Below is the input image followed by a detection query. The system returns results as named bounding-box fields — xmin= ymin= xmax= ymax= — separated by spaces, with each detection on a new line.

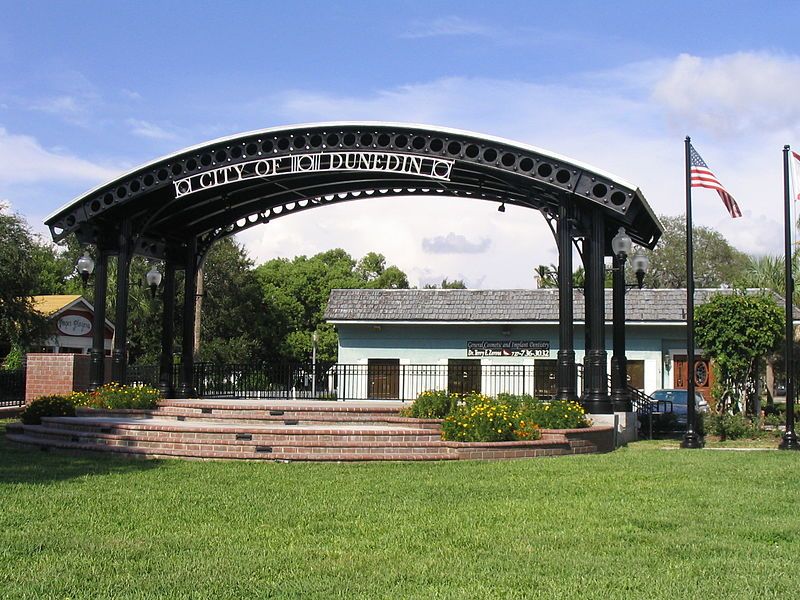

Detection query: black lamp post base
xmin=175 ymin=384 xmax=196 ymax=399
xmin=158 ymin=382 xmax=174 ymax=399
xmin=610 ymin=395 xmax=632 ymax=413
xmin=680 ymin=432 xmax=703 ymax=449
xmin=778 ymin=431 xmax=799 ymax=450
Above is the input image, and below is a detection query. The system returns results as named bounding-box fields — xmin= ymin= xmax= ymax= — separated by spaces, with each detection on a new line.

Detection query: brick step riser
xmin=35 ymin=422 xmax=441 ymax=444
xmin=7 ymin=434 xmax=455 ymax=460
xmin=23 ymin=435 xmax=451 ymax=456
xmin=163 ymin=416 xmax=441 ymax=430
xmin=75 ymin=408 xmax=436 ymax=428
xmin=155 ymin=408 xmax=411 ymax=422
xmin=24 ymin=427 xmax=448 ymax=449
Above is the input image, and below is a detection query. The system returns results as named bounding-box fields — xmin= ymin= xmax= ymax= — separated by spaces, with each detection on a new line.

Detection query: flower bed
xmin=409 ymin=391 xmax=591 ymax=443
xmin=20 ymin=384 xmax=162 ymax=424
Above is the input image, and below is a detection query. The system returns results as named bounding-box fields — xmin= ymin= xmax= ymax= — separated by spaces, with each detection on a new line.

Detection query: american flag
xmin=792 ymin=150 xmax=800 ymax=201
xmin=689 ymin=144 xmax=742 ymax=218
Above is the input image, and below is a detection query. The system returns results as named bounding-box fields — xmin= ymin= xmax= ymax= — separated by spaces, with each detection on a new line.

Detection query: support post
xmin=556 ymin=203 xmax=577 ymax=400
xmin=111 ymin=221 xmax=132 ymax=384
xmin=610 ymin=253 xmax=631 ymax=411
xmin=158 ymin=259 xmax=177 ymax=398
xmin=176 ymin=239 xmax=198 ymax=399
xmin=583 ymin=207 xmax=611 ymax=413
xmin=88 ymin=248 xmax=109 ymax=391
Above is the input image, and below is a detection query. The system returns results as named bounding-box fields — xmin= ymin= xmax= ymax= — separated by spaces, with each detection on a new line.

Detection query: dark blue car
xmin=650 ymin=389 xmax=709 ymax=423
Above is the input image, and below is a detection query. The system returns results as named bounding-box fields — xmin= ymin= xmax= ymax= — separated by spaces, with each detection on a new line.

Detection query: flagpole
xmin=682 ymin=136 xmax=702 ymax=448
xmin=780 ymin=145 xmax=798 ymax=450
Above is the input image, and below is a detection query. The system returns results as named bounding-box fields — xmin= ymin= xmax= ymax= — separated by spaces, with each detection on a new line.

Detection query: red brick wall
xmin=25 ymin=353 xmax=111 ymax=403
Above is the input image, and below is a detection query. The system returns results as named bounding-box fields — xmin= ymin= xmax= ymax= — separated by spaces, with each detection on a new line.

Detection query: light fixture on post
xmin=76 ymin=252 xmax=95 ymax=287
xmin=610 ymin=227 xmax=634 ymax=412
xmin=498 ymin=202 xmax=506 ymax=213
xmin=145 ymin=264 xmax=163 ymax=299
xmin=611 ymin=226 xmax=632 ymax=260
xmin=631 ymin=250 xmax=650 ymax=290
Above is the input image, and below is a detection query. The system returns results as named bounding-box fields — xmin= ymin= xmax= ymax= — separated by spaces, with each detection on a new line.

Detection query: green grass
xmin=1 ymin=420 xmax=799 ymax=599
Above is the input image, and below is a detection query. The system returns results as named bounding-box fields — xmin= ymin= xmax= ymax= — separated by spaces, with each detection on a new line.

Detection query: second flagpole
xmin=780 ymin=145 xmax=798 ymax=450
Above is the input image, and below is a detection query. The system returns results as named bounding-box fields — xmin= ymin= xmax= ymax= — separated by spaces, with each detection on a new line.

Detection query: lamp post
xmin=312 ymin=331 xmax=318 ymax=398
xmin=610 ymin=227 xmax=649 ymax=412
xmin=145 ymin=264 xmax=163 ymax=299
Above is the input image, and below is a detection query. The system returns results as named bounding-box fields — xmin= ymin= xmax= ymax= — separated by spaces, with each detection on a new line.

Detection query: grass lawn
xmin=1 ymin=421 xmax=798 ymax=599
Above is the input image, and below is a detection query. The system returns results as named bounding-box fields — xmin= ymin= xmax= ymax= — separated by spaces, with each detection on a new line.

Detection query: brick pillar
xmin=25 ymin=353 xmax=111 ymax=403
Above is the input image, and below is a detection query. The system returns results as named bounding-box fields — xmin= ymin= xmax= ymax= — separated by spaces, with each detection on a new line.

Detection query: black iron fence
xmin=124 ymin=362 xmax=568 ymax=402
xmin=0 ymin=369 xmax=26 ymax=407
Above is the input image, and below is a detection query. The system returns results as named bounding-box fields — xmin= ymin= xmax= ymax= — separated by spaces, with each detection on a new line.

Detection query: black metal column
xmin=158 ymin=260 xmax=177 ymax=398
xmin=584 ymin=208 xmax=611 ymax=413
xmin=176 ymin=239 xmax=198 ymax=398
xmin=88 ymin=249 xmax=109 ymax=391
xmin=111 ymin=221 xmax=132 ymax=384
xmin=780 ymin=145 xmax=799 ymax=450
xmin=556 ymin=203 xmax=577 ymax=400
xmin=610 ymin=253 xmax=631 ymax=411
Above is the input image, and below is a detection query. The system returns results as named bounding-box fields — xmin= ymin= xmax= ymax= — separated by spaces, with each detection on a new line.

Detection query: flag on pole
xmin=791 ymin=150 xmax=800 ymax=201
xmin=689 ymin=144 xmax=742 ymax=218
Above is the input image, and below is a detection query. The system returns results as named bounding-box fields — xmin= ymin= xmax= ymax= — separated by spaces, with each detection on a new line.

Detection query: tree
xmin=255 ymin=249 xmax=409 ymax=362
xmin=0 ymin=210 xmax=50 ymax=350
xmin=534 ymin=265 xmax=558 ymax=288
xmin=694 ymin=291 xmax=783 ymax=414
xmin=422 ymin=278 xmax=467 ymax=289
xmin=645 ymin=215 xmax=749 ymax=288
xmin=196 ymin=238 xmax=270 ymax=364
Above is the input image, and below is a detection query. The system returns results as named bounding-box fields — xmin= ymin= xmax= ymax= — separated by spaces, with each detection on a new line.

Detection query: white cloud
xmin=422 ymin=232 xmax=491 ymax=254
xmin=127 ymin=118 xmax=177 ymax=141
xmin=31 ymin=95 xmax=88 ymax=121
xmin=0 ymin=126 xmax=119 ymax=184
xmin=401 ymin=16 xmax=495 ymax=39
xmin=652 ymin=52 xmax=800 ymax=137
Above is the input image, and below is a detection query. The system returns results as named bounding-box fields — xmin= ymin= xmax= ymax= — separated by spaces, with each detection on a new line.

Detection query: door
xmin=673 ymin=355 xmax=713 ymax=402
xmin=448 ymin=359 xmax=481 ymax=395
xmin=533 ymin=359 xmax=557 ymax=399
xmin=367 ymin=359 xmax=400 ymax=399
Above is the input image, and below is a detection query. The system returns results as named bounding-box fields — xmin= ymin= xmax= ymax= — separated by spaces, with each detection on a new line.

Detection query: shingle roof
xmin=324 ymin=288 xmax=800 ymax=323
xmin=31 ymin=295 xmax=83 ymax=317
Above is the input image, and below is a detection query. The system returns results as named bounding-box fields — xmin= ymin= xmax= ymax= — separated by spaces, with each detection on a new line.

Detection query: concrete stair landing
xmin=6 ymin=399 xmax=614 ymax=461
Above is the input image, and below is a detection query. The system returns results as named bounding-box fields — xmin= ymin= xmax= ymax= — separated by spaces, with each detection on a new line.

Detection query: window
xmin=627 ymin=360 xmax=645 ymax=390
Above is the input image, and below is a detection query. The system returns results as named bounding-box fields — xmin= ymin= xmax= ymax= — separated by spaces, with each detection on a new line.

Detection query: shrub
xmin=69 ymin=383 xmax=162 ymax=410
xmin=92 ymin=383 xmax=161 ymax=409
xmin=20 ymin=395 xmax=75 ymax=424
xmin=520 ymin=399 xmax=591 ymax=430
xmin=66 ymin=390 xmax=100 ymax=408
xmin=705 ymin=413 xmax=760 ymax=440
xmin=441 ymin=393 xmax=542 ymax=442
xmin=408 ymin=390 xmax=459 ymax=419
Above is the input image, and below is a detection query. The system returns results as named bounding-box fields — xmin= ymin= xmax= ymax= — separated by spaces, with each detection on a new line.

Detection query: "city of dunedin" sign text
xmin=173 ymin=151 xmax=455 ymax=198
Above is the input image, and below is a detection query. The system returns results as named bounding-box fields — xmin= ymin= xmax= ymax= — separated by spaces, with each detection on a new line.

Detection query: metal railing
xmin=125 ymin=362 xmax=563 ymax=402
xmin=0 ymin=369 xmax=26 ymax=407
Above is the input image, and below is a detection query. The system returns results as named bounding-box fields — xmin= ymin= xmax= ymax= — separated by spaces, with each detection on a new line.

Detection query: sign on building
xmin=467 ymin=340 xmax=550 ymax=357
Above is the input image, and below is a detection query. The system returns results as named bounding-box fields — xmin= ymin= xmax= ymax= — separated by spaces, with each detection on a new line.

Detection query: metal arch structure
xmin=45 ymin=122 xmax=663 ymax=410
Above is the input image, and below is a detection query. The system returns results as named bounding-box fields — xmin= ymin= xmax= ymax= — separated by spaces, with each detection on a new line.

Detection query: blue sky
xmin=2 ymin=1 xmax=800 ymax=287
